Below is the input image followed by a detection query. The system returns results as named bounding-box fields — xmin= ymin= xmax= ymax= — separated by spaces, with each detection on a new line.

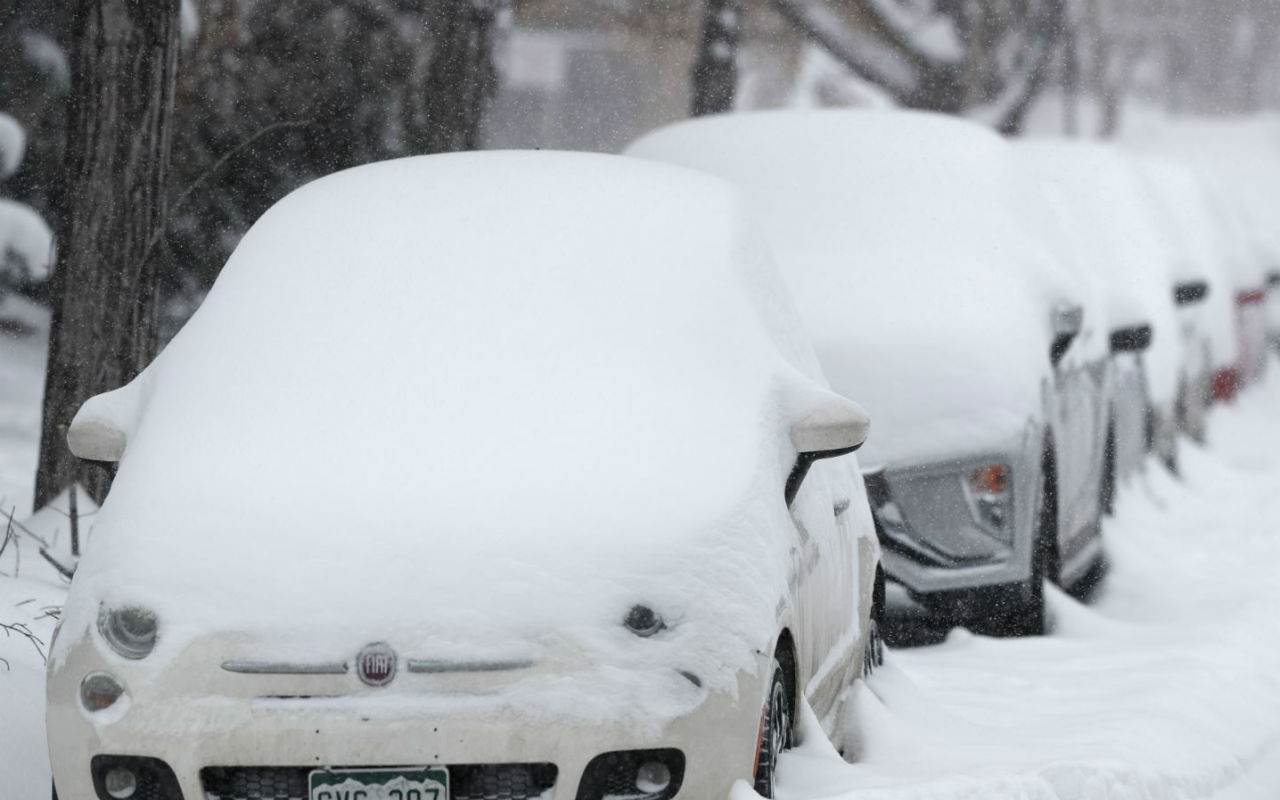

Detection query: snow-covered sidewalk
xmin=778 ymin=370 xmax=1280 ymax=799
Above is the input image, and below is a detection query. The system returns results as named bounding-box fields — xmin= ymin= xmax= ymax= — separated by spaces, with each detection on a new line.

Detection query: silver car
xmin=628 ymin=109 xmax=1111 ymax=635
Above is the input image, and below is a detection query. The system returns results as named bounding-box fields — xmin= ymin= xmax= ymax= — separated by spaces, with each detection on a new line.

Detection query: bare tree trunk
xmin=691 ymin=0 xmax=743 ymax=116
xmin=34 ymin=0 xmax=179 ymax=510
xmin=423 ymin=0 xmax=500 ymax=154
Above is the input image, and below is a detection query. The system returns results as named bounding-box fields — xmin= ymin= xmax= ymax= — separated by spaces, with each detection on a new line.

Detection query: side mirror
xmin=1110 ymin=323 xmax=1153 ymax=353
xmin=785 ymin=398 xmax=870 ymax=506
xmin=67 ymin=417 xmax=127 ymax=462
xmin=1173 ymin=280 xmax=1210 ymax=305
xmin=1050 ymin=303 xmax=1084 ymax=365
xmin=1268 ymin=271 xmax=1280 ymax=288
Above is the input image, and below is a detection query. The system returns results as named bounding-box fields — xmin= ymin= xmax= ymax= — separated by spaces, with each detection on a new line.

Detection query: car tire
xmin=862 ymin=578 xmax=886 ymax=677
xmin=753 ymin=658 xmax=793 ymax=798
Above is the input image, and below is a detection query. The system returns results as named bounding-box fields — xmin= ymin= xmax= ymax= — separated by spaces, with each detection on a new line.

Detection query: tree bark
xmin=423 ymin=0 xmax=500 ymax=154
xmin=691 ymin=0 xmax=743 ymax=116
xmin=33 ymin=0 xmax=179 ymax=509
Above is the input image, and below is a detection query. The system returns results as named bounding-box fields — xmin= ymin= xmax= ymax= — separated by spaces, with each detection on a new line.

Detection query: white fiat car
xmin=46 ymin=152 xmax=882 ymax=800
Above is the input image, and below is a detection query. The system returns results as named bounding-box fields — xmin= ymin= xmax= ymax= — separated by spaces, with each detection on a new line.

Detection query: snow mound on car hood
xmin=628 ymin=110 xmax=1078 ymax=465
xmin=59 ymin=152 xmax=832 ymax=707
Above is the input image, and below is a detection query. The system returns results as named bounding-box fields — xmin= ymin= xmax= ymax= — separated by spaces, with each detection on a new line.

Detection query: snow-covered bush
xmin=0 ymin=112 xmax=53 ymax=290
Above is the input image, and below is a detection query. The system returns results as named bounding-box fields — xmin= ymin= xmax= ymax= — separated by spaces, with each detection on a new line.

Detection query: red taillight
xmin=1212 ymin=368 xmax=1239 ymax=403
xmin=1237 ymin=288 xmax=1267 ymax=306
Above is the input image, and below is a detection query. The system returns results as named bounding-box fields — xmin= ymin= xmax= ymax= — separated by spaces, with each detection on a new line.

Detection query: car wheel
xmin=753 ymin=658 xmax=793 ymax=798
xmin=862 ymin=605 xmax=885 ymax=678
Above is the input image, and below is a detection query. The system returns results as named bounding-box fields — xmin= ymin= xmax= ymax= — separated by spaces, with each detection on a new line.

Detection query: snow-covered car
xmin=1203 ymin=181 xmax=1273 ymax=400
xmin=1133 ymin=159 xmax=1241 ymax=443
xmin=1128 ymin=119 xmax=1275 ymax=400
xmin=45 ymin=152 xmax=884 ymax=800
xmin=1018 ymin=142 xmax=1186 ymax=475
xmin=627 ymin=110 xmax=1108 ymax=635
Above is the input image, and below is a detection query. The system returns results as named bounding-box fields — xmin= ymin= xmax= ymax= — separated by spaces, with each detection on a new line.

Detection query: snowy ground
xmin=4 ymin=294 xmax=1280 ymax=798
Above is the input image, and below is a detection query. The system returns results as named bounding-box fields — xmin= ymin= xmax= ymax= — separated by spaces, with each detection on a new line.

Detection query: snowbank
xmin=1016 ymin=141 xmax=1183 ymax=405
xmin=0 ymin=113 xmax=25 ymax=179
xmin=0 ymin=294 xmax=49 ymax=519
xmin=627 ymin=110 xmax=1080 ymax=466
xmin=0 ymin=199 xmax=54 ymax=282
xmin=55 ymin=152 xmax=838 ymax=723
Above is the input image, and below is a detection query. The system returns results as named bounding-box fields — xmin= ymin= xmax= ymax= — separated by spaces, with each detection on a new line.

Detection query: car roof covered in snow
xmin=1126 ymin=117 xmax=1279 ymax=288
xmin=64 ymin=152 xmax=837 ymax=689
xmin=628 ymin=110 xmax=1079 ymax=464
xmin=1016 ymin=141 xmax=1183 ymax=404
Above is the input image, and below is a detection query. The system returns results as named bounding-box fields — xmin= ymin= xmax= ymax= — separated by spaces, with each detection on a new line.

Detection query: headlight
xmin=80 ymin=672 xmax=126 ymax=712
xmin=623 ymin=605 xmax=666 ymax=637
xmin=98 ymin=606 xmax=158 ymax=660
xmin=964 ymin=463 xmax=1013 ymax=540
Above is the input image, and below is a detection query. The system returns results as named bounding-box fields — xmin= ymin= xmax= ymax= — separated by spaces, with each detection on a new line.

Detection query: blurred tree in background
xmin=35 ymin=0 xmax=181 ymax=508
xmin=167 ymin=0 xmax=504 ymax=320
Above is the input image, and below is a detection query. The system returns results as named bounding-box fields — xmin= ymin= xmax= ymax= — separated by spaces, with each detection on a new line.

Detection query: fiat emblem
xmin=356 ymin=642 xmax=397 ymax=686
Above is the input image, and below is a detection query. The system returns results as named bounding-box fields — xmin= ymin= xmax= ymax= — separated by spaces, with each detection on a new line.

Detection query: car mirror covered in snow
xmin=1050 ymin=302 xmax=1084 ymax=364
xmin=66 ymin=419 xmax=127 ymax=462
xmin=1110 ymin=323 xmax=1154 ymax=354
xmin=784 ymin=397 xmax=869 ymax=506
xmin=1174 ymin=280 xmax=1211 ymax=305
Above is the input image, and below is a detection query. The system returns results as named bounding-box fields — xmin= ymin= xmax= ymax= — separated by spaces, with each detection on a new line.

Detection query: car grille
xmin=200 ymin=763 xmax=558 ymax=800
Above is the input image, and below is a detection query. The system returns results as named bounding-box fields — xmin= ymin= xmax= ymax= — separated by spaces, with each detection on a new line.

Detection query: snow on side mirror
xmin=67 ymin=418 xmax=127 ymax=462
xmin=1050 ymin=303 xmax=1084 ymax=366
xmin=1267 ymin=271 xmax=1280 ymax=289
xmin=65 ymin=379 xmax=147 ymax=463
xmin=785 ymin=399 xmax=870 ymax=506
xmin=1174 ymin=280 xmax=1210 ymax=305
xmin=1111 ymin=323 xmax=1153 ymax=354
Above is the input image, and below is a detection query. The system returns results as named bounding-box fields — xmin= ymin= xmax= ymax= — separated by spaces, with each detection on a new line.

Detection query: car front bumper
xmin=48 ymin=629 xmax=769 ymax=800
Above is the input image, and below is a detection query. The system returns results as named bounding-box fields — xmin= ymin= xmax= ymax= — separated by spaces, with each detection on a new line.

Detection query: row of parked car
xmin=47 ymin=110 xmax=1279 ymax=800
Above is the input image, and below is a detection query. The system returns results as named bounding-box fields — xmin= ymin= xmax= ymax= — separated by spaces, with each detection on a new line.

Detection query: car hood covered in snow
xmin=627 ymin=110 xmax=1077 ymax=466
xmin=56 ymin=152 xmax=838 ymax=713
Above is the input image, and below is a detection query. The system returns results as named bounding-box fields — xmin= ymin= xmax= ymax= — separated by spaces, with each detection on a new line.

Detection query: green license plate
xmin=309 ymin=766 xmax=449 ymax=800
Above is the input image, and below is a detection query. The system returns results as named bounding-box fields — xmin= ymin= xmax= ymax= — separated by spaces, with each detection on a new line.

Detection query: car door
xmin=787 ymin=458 xmax=860 ymax=719
xmin=1050 ymin=348 xmax=1107 ymax=560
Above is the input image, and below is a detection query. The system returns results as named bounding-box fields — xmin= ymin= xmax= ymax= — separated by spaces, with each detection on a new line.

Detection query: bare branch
xmin=769 ymin=0 xmax=918 ymax=102
xmin=136 ymin=118 xmax=315 ymax=283
xmin=38 ymin=548 xmax=75 ymax=581
xmin=1 ymin=620 xmax=47 ymax=664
